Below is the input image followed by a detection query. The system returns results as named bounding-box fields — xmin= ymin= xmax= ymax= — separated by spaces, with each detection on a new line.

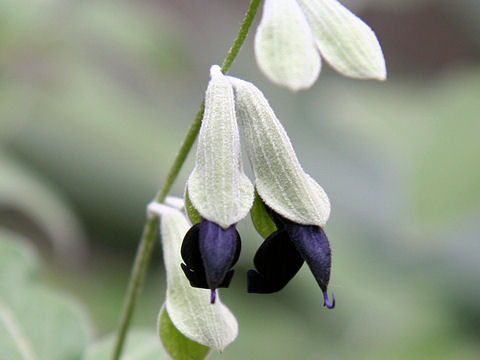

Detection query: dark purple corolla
xmin=181 ymin=219 xmax=241 ymax=304
xmin=248 ymin=208 xmax=334 ymax=309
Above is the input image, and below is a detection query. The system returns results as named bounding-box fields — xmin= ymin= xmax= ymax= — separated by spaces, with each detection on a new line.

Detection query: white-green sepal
xmin=255 ymin=0 xmax=321 ymax=91
xmin=228 ymin=77 xmax=330 ymax=227
xmin=151 ymin=203 xmax=238 ymax=352
xmin=297 ymin=0 xmax=386 ymax=81
xmin=187 ymin=65 xmax=254 ymax=229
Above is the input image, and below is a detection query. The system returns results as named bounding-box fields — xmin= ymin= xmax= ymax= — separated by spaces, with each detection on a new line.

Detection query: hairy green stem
xmin=111 ymin=1 xmax=262 ymax=358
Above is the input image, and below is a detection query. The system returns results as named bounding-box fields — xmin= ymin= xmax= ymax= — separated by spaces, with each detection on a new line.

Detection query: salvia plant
xmin=112 ymin=0 xmax=386 ymax=359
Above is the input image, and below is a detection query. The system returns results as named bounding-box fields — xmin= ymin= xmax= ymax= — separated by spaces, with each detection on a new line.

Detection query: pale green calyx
xmin=254 ymin=0 xmax=386 ymax=90
xmin=148 ymin=202 xmax=238 ymax=352
xmin=187 ymin=65 xmax=254 ymax=229
xmin=227 ymin=76 xmax=331 ymax=227
xmin=297 ymin=0 xmax=386 ymax=80
xmin=255 ymin=0 xmax=321 ymax=91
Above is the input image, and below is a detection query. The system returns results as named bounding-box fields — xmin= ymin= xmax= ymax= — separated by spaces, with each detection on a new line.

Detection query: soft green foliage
xmin=0 ymin=287 xmax=91 ymax=360
xmin=158 ymin=308 xmax=210 ymax=360
xmin=250 ymin=192 xmax=277 ymax=239
xmin=0 ymin=231 xmax=91 ymax=360
xmin=83 ymin=329 xmax=166 ymax=360
xmin=0 ymin=230 xmax=38 ymax=294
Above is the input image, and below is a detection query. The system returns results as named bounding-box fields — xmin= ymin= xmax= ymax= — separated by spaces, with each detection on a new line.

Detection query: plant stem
xmin=111 ymin=1 xmax=262 ymax=358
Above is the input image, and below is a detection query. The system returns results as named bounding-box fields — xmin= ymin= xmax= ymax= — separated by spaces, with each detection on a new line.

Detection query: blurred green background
xmin=1 ymin=0 xmax=480 ymax=359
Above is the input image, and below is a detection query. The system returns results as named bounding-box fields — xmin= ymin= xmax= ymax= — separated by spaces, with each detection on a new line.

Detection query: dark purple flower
xmin=181 ymin=219 xmax=241 ymax=304
xmin=248 ymin=210 xmax=335 ymax=309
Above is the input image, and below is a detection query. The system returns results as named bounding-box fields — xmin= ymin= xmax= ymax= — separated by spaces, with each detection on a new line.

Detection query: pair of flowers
xmin=178 ymin=65 xmax=334 ymax=308
xmin=150 ymin=65 xmax=335 ymax=355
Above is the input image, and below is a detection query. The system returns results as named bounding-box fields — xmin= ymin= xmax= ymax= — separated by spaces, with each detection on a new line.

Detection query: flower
xmin=181 ymin=219 xmax=241 ymax=304
xmin=148 ymin=199 xmax=238 ymax=353
xmin=255 ymin=0 xmax=386 ymax=91
xmin=181 ymin=65 xmax=254 ymax=303
xmin=248 ymin=206 xmax=335 ymax=308
xmin=227 ymin=75 xmax=334 ymax=308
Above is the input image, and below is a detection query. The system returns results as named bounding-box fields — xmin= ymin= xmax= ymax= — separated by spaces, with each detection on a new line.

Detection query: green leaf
xmin=0 ymin=287 xmax=91 ymax=360
xmin=0 ymin=229 xmax=39 ymax=295
xmin=0 ymin=284 xmax=91 ymax=360
xmin=158 ymin=308 xmax=210 ymax=360
xmin=0 ymin=303 xmax=37 ymax=360
xmin=83 ymin=329 xmax=165 ymax=360
xmin=0 ymin=230 xmax=92 ymax=360
xmin=250 ymin=191 xmax=277 ymax=238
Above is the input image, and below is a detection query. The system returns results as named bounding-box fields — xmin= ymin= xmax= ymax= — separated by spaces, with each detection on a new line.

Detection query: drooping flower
xmin=255 ymin=0 xmax=386 ymax=91
xmin=148 ymin=199 xmax=238 ymax=354
xmin=181 ymin=220 xmax=241 ymax=304
xmin=227 ymin=75 xmax=334 ymax=308
xmin=181 ymin=65 xmax=254 ymax=303
xmin=249 ymin=206 xmax=334 ymax=308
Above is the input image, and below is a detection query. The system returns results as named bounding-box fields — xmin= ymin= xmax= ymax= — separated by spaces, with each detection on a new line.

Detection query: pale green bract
xmin=255 ymin=0 xmax=321 ymax=91
xmin=187 ymin=65 xmax=254 ymax=229
xmin=254 ymin=0 xmax=386 ymax=90
xmin=297 ymin=0 xmax=386 ymax=80
xmin=0 ymin=230 xmax=92 ymax=360
xmin=228 ymin=76 xmax=330 ymax=227
xmin=148 ymin=202 xmax=238 ymax=354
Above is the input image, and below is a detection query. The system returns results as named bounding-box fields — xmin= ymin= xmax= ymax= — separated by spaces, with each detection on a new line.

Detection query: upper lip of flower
xmin=247 ymin=208 xmax=335 ymax=309
xmin=227 ymin=75 xmax=331 ymax=228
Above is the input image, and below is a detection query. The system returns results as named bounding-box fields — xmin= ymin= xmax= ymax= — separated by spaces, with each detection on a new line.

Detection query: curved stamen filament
xmin=323 ymin=291 xmax=335 ymax=309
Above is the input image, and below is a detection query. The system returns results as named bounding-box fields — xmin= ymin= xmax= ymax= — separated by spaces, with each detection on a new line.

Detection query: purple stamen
xmin=323 ymin=291 xmax=335 ymax=309
xmin=210 ymin=289 xmax=217 ymax=304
